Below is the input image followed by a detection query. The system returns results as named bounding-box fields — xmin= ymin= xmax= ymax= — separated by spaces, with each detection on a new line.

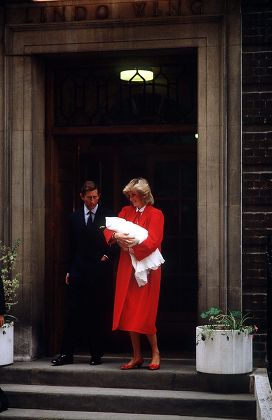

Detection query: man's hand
xmin=0 ymin=315 xmax=4 ymax=328
xmin=65 ymin=274 xmax=70 ymax=285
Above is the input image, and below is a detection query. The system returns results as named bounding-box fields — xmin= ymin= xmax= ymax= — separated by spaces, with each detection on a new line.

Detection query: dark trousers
xmin=61 ymin=272 xmax=108 ymax=357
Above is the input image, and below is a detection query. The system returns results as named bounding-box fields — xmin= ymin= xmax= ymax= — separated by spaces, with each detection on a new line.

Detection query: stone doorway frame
xmin=1 ymin=7 xmax=241 ymax=359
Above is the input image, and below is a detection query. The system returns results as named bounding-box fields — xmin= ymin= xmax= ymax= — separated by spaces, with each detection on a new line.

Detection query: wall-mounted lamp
xmin=120 ymin=69 xmax=154 ymax=82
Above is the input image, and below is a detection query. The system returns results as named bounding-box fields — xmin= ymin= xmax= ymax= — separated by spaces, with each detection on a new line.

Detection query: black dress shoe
xmin=51 ymin=354 xmax=74 ymax=366
xmin=90 ymin=356 xmax=102 ymax=365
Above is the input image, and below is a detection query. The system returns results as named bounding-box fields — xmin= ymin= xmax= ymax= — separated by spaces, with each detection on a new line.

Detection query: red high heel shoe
xmin=148 ymin=363 xmax=160 ymax=370
xmin=120 ymin=358 xmax=144 ymax=370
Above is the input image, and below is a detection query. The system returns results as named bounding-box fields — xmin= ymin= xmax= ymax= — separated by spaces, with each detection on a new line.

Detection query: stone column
xmin=5 ymin=54 xmax=45 ymax=360
xmin=226 ymin=0 xmax=242 ymax=310
xmin=0 ymin=7 xmax=5 ymax=240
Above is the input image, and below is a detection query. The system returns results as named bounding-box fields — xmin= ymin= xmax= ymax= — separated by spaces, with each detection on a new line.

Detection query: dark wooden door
xmin=45 ymin=133 xmax=197 ymax=355
xmin=45 ymin=52 xmax=197 ymax=355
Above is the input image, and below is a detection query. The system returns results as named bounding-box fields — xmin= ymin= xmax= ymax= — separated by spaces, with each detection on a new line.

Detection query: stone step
xmin=0 ymin=357 xmax=252 ymax=393
xmin=0 ymin=384 xmax=256 ymax=419
xmin=0 ymin=408 xmax=244 ymax=420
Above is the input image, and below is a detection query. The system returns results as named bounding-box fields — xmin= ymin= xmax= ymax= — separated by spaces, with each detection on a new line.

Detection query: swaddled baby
xmin=105 ymin=217 xmax=165 ymax=287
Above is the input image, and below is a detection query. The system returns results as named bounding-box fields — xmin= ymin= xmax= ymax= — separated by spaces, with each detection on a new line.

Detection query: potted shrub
xmin=0 ymin=240 xmax=20 ymax=366
xmin=196 ymin=307 xmax=258 ymax=374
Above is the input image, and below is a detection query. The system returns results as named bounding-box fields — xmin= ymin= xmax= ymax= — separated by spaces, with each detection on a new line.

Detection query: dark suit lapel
xmin=94 ymin=204 xmax=105 ymax=226
xmin=92 ymin=204 xmax=104 ymax=227
xmin=79 ymin=207 xmax=87 ymax=229
xmin=93 ymin=204 xmax=100 ymax=223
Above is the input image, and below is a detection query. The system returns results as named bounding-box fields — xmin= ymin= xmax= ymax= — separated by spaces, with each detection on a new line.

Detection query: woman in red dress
xmin=104 ymin=178 xmax=164 ymax=370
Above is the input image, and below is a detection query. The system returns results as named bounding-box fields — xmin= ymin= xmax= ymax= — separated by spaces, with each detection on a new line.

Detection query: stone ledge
xmin=253 ymin=368 xmax=272 ymax=420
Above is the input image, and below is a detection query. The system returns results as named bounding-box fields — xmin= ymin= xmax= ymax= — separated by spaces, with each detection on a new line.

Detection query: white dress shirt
xmin=84 ymin=204 xmax=98 ymax=224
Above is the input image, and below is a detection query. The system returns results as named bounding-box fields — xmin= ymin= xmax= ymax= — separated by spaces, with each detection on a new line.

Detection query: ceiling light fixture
xmin=120 ymin=69 xmax=154 ymax=82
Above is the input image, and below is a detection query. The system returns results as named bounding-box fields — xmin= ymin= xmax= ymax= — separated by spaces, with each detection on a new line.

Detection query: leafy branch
xmin=0 ymin=239 xmax=21 ymax=314
xmin=196 ymin=306 xmax=258 ymax=344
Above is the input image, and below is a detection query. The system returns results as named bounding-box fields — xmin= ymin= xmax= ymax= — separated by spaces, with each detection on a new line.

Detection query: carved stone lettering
xmin=20 ymin=0 xmax=204 ymax=25
xmin=152 ymin=0 xmax=162 ymax=17
xmin=95 ymin=5 xmax=110 ymax=19
xmin=40 ymin=7 xmax=46 ymax=23
xmin=74 ymin=6 xmax=87 ymax=21
xmin=53 ymin=7 xmax=66 ymax=22
xmin=168 ymin=0 xmax=181 ymax=16
xmin=133 ymin=2 xmax=147 ymax=17
xmin=24 ymin=8 xmax=34 ymax=23
xmin=191 ymin=0 xmax=203 ymax=15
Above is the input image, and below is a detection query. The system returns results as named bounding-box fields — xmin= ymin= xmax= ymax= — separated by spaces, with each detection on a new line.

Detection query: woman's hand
xmin=114 ymin=232 xmax=137 ymax=250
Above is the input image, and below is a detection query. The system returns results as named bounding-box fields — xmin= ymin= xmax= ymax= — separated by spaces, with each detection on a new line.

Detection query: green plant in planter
xmin=197 ymin=306 xmax=258 ymax=344
xmin=0 ymin=239 xmax=21 ymax=330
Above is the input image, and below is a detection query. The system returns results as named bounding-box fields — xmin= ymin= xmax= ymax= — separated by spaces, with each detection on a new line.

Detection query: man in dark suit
xmin=51 ymin=180 xmax=115 ymax=366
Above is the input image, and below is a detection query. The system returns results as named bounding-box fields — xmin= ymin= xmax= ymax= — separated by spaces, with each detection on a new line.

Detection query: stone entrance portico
xmin=0 ymin=0 xmax=241 ymax=360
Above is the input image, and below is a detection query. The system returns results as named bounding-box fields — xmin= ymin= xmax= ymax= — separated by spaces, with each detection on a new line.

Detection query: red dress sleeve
xmin=132 ymin=208 xmax=164 ymax=262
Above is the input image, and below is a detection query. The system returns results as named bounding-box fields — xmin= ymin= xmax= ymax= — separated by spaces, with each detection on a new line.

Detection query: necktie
xmin=87 ymin=211 xmax=93 ymax=226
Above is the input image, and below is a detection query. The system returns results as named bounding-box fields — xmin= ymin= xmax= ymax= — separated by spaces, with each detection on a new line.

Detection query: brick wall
xmin=242 ymin=0 xmax=272 ymax=364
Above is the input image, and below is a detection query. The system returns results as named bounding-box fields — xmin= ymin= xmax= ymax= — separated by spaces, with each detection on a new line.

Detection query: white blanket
xmin=106 ymin=217 xmax=165 ymax=287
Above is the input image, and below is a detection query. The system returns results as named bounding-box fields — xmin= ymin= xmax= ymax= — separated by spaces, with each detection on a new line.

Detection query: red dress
xmin=105 ymin=205 xmax=164 ymax=335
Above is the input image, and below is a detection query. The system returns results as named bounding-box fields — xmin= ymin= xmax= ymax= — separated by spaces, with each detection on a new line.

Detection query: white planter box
xmin=0 ymin=323 xmax=14 ymax=366
xmin=196 ymin=326 xmax=253 ymax=374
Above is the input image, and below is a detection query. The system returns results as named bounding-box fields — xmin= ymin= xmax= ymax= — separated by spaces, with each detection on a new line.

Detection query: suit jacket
xmin=0 ymin=277 xmax=6 ymax=315
xmin=68 ymin=204 xmax=115 ymax=283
